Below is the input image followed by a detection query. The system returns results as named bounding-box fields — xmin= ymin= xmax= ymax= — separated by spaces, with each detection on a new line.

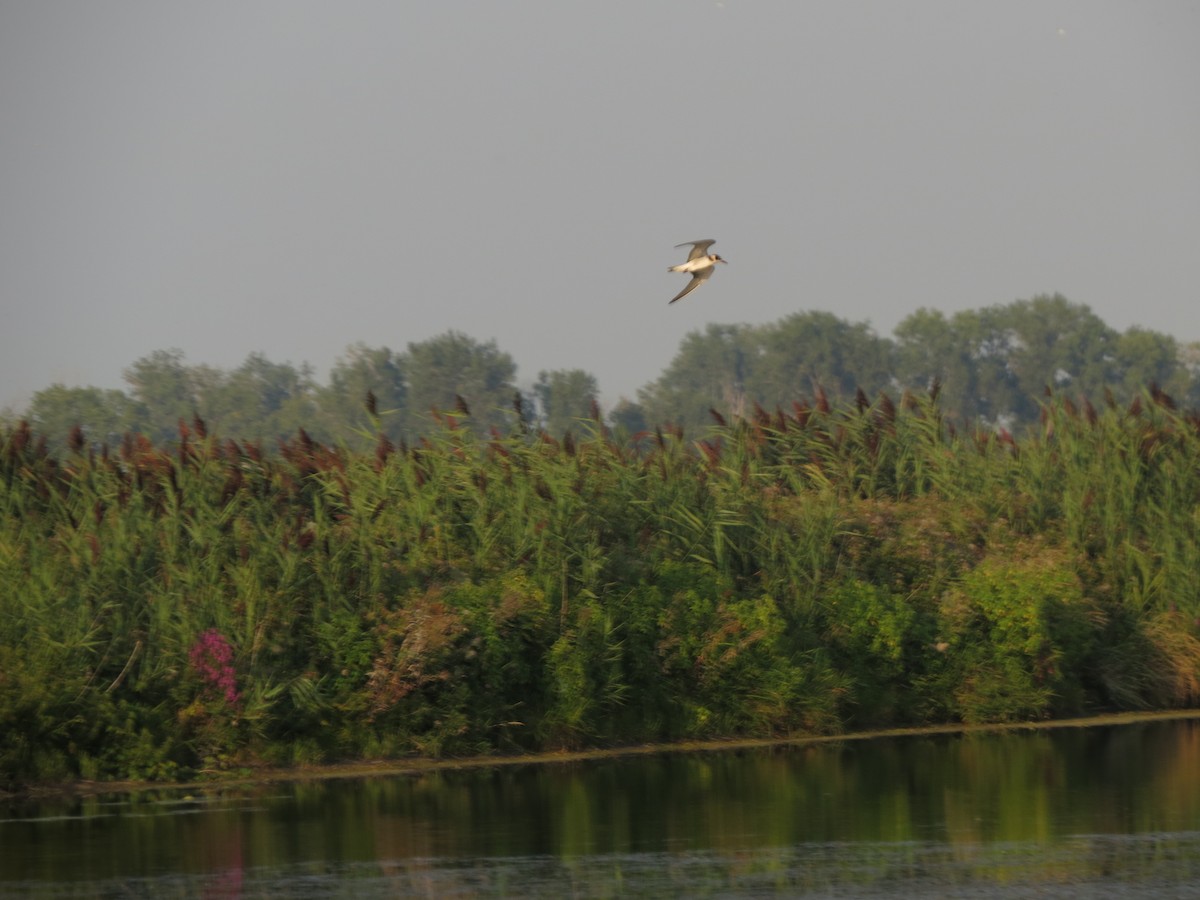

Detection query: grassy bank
xmin=3 ymin=388 xmax=1199 ymax=788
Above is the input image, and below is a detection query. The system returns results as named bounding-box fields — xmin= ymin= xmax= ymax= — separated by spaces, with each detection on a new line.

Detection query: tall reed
xmin=2 ymin=385 xmax=1197 ymax=786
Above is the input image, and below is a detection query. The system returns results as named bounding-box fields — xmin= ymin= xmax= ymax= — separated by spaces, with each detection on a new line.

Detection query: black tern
xmin=668 ymin=239 xmax=727 ymax=304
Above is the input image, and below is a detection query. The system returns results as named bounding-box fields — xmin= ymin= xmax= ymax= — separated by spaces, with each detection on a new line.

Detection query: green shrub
xmin=938 ymin=546 xmax=1099 ymax=722
xmin=823 ymin=577 xmax=938 ymax=724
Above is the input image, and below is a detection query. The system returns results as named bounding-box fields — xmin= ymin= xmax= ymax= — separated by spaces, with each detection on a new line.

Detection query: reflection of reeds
xmin=1 ymin=385 xmax=1198 ymax=783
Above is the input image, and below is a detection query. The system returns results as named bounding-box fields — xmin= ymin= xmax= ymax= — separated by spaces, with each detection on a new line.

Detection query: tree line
xmin=16 ymin=334 xmax=591 ymax=452
xmin=9 ymin=294 xmax=1200 ymax=453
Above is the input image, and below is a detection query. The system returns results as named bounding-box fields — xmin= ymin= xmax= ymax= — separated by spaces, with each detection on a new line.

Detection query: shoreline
xmin=7 ymin=708 xmax=1199 ymax=802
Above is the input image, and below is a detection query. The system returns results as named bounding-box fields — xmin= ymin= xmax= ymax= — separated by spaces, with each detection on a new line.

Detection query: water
xmin=2 ymin=718 xmax=1199 ymax=897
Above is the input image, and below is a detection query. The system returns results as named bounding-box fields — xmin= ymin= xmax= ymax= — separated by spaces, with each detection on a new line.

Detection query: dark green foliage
xmin=638 ymin=296 xmax=1198 ymax=434
xmin=2 ymin=383 xmax=1199 ymax=788
xmin=823 ymin=578 xmax=935 ymax=724
xmin=14 ymin=296 xmax=1198 ymax=455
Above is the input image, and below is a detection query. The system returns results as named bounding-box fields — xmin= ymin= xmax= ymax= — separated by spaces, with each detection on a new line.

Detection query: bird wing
xmin=675 ymin=239 xmax=716 ymax=261
xmin=668 ymin=267 xmax=713 ymax=304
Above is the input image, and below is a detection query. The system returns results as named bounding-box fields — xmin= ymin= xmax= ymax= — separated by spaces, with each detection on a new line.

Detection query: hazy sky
xmin=2 ymin=1 xmax=1197 ymax=412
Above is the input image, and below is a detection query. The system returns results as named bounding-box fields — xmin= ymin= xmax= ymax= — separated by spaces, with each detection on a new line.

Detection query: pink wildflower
xmin=189 ymin=629 xmax=241 ymax=707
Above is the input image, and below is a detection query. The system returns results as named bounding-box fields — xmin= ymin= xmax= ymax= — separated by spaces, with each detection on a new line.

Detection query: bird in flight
xmin=667 ymin=239 xmax=727 ymax=304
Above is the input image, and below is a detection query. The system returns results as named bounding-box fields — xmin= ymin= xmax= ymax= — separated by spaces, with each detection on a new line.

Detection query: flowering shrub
xmin=188 ymin=629 xmax=240 ymax=708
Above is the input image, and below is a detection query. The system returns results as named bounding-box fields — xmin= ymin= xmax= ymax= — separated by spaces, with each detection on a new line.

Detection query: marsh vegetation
xmin=2 ymin=381 xmax=1199 ymax=787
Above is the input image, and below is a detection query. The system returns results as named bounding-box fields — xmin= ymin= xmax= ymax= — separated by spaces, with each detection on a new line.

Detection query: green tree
xmin=995 ymin=295 xmax=1116 ymax=418
xmin=402 ymin=331 xmax=519 ymax=436
xmin=608 ymin=398 xmax=648 ymax=438
xmin=639 ymin=314 xmax=894 ymax=432
xmin=533 ymin=369 xmax=600 ymax=437
xmin=26 ymin=384 xmax=137 ymax=452
xmin=637 ymin=324 xmax=757 ymax=429
xmin=893 ymin=308 xmax=984 ymax=423
xmin=754 ymin=311 xmax=893 ymax=403
xmin=959 ymin=305 xmax=1029 ymax=426
xmin=122 ymin=349 xmax=211 ymax=443
xmin=1179 ymin=341 xmax=1200 ymax=409
xmin=1114 ymin=327 xmax=1182 ymax=399
xmin=203 ymin=353 xmax=317 ymax=443
xmin=314 ymin=344 xmax=407 ymax=446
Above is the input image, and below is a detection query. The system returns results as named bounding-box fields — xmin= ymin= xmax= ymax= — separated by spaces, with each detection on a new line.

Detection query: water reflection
xmin=2 ymin=718 xmax=1198 ymax=896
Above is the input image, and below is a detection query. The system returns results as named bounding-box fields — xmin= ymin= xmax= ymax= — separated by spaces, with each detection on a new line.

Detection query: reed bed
xmin=2 ymin=388 xmax=1198 ymax=786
